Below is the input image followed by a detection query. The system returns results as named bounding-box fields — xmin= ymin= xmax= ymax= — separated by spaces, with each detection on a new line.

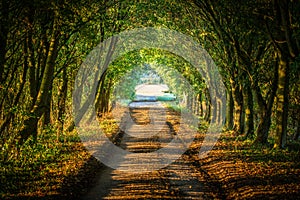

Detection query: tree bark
xmin=226 ymin=88 xmax=234 ymax=130
xmin=0 ymin=0 xmax=9 ymax=83
xmin=272 ymin=0 xmax=295 ymax=149
xmin=204 ymin=89 xmax=211 ymax=122
xmin=274 ymin=52 xmax=289 ymax=148
xmin=43 ymin=84 xmax=53 ymax=126
xmin=199 ymin=92 xmax=204 ymax=117
xmin=294 ymin=119 xmax=300 ymax=141
xmin=57 ymin=67 xmax=68 ymax=140
xmin=230 ymin=77 xmax=243 ymax=134
xmin=244 ymin=83 xmax=254 ymax=138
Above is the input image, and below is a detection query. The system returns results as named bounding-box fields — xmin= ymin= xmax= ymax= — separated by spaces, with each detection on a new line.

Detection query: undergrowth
xmin=0 ymin=128 xmax=88 ymax=199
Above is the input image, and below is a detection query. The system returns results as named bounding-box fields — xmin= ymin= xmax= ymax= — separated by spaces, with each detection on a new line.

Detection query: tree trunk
xmin=230 ymin=77 xmax=243 ymax=134
xmin=244 ymin=84 xmax=254 ymax=138
xmin=42 ymin=84 xmax=53 ymax=126
xmin=254 ymin=52 xmax=279 ymax=145
xmin=294 ymin=119 xmax=300 ymax=141
xmin=226 ymin=88 xmax=234 ymax=130
xmin=199 ymin=92 xmax=204 ymax=117
xmin=211 ymin=96 xmax=217 ymax=124
xmin=204 ymin=102 xmax=211 ymax=122
xmin=99 ymin=78 xmax=113 ymax=114
xmin=272 ymin=0 xmax=295 ymax=149
xmin=274 ymin=52 xmax=289 ymax=148
xmin=57 ymin=67 xmax=68 ymax=140
xmin=0 ymin=0 xmax=9 ymax=83
xmin=27 ymin=31 xmax=38 ymax=102
xmin=95 ymin=71 xmax=107 ymax=117
xmin=204 ymin=89 xmax=211 ymax=122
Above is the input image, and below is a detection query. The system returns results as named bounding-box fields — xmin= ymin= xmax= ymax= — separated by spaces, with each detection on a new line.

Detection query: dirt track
xmin=82 ymin=102 xmax=222 ymax=199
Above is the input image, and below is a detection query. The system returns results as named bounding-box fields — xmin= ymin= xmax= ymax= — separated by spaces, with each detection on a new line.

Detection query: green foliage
xmin=0 ymin=130 xmax=82 ymax=196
